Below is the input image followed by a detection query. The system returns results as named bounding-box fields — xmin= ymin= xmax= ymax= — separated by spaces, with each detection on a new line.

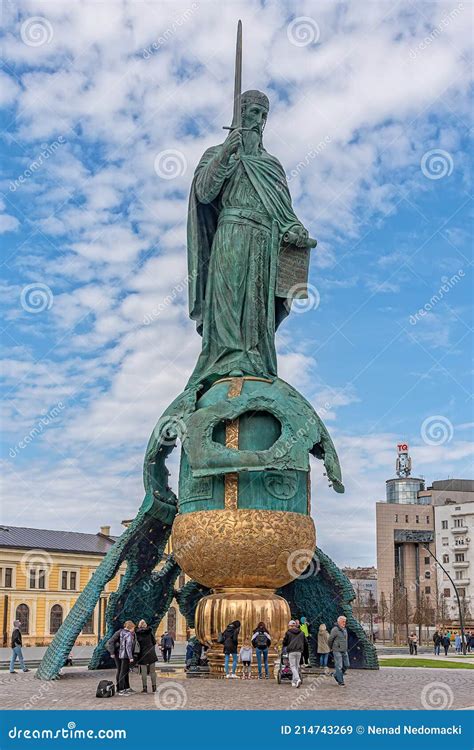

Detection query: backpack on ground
xmin=96 ymin=679 xmax=115 ymax=698
xmin=255 ymin=632 xmax=268 ymax=649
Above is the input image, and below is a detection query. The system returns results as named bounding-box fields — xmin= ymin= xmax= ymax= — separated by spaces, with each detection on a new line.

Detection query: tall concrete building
xmin=376 ymin=445 xmax=474 ymax=638
xmin=376 ymin=444 xmax=436 ymax=640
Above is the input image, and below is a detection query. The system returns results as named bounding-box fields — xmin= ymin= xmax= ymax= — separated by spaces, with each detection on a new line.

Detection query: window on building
xmin=16 ymin=604 xmax=29 ymax=634
xmin=425 ymin=586 xmax=431 ymax=594
xmin=395 ymin=514 xmax=398 ymax=522
xmin=424 ymin=556 xmax=430 ymax=565
xmin=442 ymin=554 xmax=449 ymax=563
xmin=443 ymin=588 xmax=450 ymax=597
xmin=38 ymin=569 xmax=45 ymax=589
xmin=455 ymin=553 xmax=465 ymax=562
xmin=405 ymin=515 xmax=409 ymax=523
xmin=442 ymin=537 xmax=448 ymax=546
xmin=426 ymin=515 xmax=430 ymax=524
xmin=4 ymin=567 xmax=12 ymax=587
xmin=82 ymin=614 xmax=94 ymax=635
xmin=425 ymin=571 xmax=431 ymax=579
xmin=441 ymin=520 xmax=448 ymax=529
xmin=453 ymin=518 xmax=464 ymax=527
xmin=50 ymin=604 xmax=63 ymax=634
xmin=458 ymin=588 xmax=466 ymax=597
xmin=61 ymin=570 xmax=78 ymax=590
xmin=455 ymin=571 xmax=464 ymax=580
xmin=415 ymin=515 xmax=419 ymax=523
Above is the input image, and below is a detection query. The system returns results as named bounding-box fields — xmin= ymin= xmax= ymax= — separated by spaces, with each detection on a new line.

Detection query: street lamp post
xmin=423 ymin=545 xmax=467 ymax=656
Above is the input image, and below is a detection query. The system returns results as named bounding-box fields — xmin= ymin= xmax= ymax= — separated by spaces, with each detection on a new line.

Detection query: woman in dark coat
xmin=222 ymin=620 xmax=240 ymax=679
xmin=135 ymin=619 xmax=158 ymax=693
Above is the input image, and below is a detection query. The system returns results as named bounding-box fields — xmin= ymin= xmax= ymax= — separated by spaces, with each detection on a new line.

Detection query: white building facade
xmin=434 ymin=500 xmax=473 ymax=622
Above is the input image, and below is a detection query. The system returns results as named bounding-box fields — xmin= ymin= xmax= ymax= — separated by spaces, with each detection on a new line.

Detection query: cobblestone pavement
xmin=0 ymin=667 xmax=472 ymax=711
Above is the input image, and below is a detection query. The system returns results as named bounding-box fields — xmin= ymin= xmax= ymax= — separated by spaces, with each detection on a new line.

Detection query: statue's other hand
xmin=294 ymin=225 xmax=309 ymax=247
xmin=222 ymin=128 xmax=242 ymax=159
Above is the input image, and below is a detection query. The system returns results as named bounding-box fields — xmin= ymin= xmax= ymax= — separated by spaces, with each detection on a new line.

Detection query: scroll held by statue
xmin=276 ymin=243 xmax=311 ymax=299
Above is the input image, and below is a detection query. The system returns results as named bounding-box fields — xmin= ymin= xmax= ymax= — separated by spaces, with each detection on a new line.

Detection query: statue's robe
xmin=187 ymin=144 xmax=305 ymax=387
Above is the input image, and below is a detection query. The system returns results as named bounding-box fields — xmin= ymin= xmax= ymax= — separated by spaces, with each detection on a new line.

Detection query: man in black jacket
xmin=282 ymin=620 xmax=306 ymax=688
xmin=10 ymin=620 xmax=29 ymax=674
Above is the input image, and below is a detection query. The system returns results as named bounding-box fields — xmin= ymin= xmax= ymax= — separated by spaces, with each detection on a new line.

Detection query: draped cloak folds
xmin=187 ymin=144 xmax=307 ymax=387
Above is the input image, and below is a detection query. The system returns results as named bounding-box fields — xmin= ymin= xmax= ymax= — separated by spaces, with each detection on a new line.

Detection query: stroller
xmin=276 ymin=649 xmax=303 ymax=685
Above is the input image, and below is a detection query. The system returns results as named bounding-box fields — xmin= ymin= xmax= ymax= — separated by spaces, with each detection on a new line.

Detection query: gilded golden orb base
xmin=195 ymin=588 xmax=290 ymax=676
xmin=172 ymin=508 xmax=316 ymax=589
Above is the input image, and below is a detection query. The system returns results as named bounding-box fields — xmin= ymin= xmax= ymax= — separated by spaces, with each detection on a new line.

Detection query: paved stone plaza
xmin=0 ymin=667 xmax=472 ymax=711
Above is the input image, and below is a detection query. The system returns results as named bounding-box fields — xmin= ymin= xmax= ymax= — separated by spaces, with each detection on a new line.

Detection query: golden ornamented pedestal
xmin=172 ymin=508 xmax=316 ymax=675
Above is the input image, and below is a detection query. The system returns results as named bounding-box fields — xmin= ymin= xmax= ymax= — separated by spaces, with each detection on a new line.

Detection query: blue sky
xmin=0 ymin=0 xmax=472 ymax=566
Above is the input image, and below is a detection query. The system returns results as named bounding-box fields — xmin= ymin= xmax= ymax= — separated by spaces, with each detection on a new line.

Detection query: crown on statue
xmin=241 ymin=90 xmax=269 ymax=113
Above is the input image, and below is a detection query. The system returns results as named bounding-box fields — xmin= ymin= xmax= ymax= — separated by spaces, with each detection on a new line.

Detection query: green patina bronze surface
xmin=37 ymin=26 xmax=378 ymax=680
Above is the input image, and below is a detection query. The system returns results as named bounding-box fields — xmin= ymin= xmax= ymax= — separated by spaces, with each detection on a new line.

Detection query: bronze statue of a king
xmin=36 ymin=22 xmax=377 ymax=681
xmin=188 ymin=86 xmax=314 ymax=387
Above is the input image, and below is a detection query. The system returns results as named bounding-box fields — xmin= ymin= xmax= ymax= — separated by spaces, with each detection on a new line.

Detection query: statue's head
xmin=241 ymin=90 xmax=269 ymax=136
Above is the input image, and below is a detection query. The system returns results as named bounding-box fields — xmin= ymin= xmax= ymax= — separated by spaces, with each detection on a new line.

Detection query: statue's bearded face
xmin=242 ymin=103 xmax=267 ymax=135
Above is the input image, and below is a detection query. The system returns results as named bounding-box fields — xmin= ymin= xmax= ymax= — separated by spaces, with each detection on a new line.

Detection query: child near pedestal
xmin=239 ymin=641 xmax=253 ymax=679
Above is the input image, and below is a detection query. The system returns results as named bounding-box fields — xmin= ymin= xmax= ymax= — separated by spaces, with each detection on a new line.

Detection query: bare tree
xmin=379 ymin=592 xmax=389 ymax=644
xmin=435 ymin=593 xmax=449 ymax=629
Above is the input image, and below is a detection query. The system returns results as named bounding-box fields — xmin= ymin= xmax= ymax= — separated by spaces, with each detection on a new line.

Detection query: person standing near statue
xmin=221 ymin=620 xmax=240 ymax=678
xmin=282 ymin=620 xmax=306 ymax=688
xmin=317 ymin=623 xmax=330 ymax=670
xmin=251 ymin=621 xmax=272 ymax=679
xmin=329 ymin=615 xmax=349 ymax=687
xmin=117 ymin=620 xmax=136 ymax=695
xmin=9 ymin=620 xmax=29 ymax=674
xmin=160 ymin=631 xmax=174 ymax=663
xmin=135 ymin=620 xmax=158 ymax=693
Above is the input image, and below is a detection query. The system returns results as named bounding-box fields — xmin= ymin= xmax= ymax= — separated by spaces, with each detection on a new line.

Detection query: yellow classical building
xmin=0 ymin=523 xmax=187 ymax=647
